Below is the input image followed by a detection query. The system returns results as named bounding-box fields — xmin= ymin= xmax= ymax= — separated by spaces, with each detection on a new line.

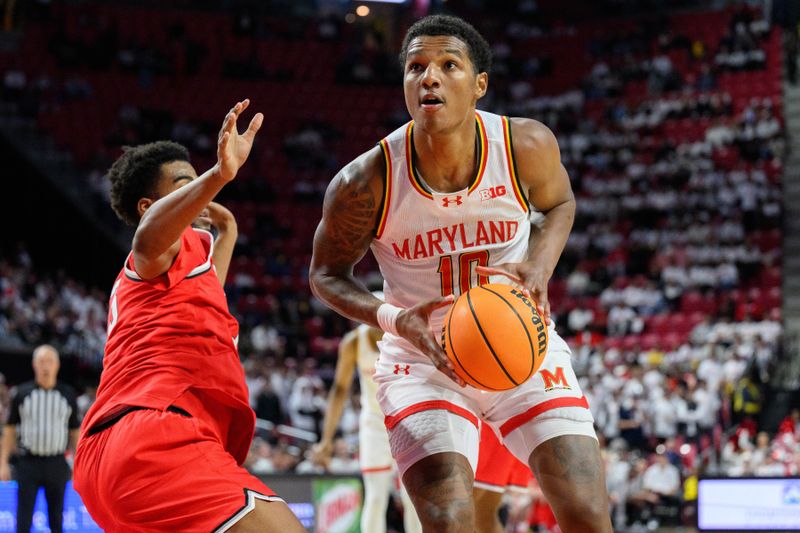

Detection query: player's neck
xmin=412 ymin=119 xmax=477 ymax=193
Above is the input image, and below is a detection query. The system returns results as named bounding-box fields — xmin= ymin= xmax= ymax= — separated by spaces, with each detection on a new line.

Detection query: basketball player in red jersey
xmin=73 ymin=100 xmax=305 ymax=532
xmin=309 ymin=15 xmax=611 ymax=533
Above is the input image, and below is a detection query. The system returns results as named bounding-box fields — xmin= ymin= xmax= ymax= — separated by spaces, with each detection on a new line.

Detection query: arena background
xmin=0 ymin=0 xmax=799 ymax=531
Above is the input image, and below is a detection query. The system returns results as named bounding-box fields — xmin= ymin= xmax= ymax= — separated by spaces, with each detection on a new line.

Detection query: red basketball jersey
xmin=81 ymin=227 xmax=254 ymax=463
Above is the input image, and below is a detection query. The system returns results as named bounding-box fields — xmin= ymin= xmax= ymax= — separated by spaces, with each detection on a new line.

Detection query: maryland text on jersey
xmin=390 ymin=220 xmax=521 ymax=260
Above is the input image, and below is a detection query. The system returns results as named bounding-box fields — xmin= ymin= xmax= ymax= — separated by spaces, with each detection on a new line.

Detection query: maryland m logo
xmin=540 ymin=367 xmax=571 ymax=391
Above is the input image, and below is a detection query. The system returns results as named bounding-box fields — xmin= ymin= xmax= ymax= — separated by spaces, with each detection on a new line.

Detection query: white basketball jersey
xmin=355 ymin=324 xmax=383 ymax=419
xmin=371 ymin=110 xmax=570 ymax=357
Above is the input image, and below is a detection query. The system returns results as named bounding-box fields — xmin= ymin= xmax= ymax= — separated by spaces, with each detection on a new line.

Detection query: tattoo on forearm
xmin=327 ymin=190 xmax=376 ymax=249
xmin=311 ymin=174 xmax=381 ymax=324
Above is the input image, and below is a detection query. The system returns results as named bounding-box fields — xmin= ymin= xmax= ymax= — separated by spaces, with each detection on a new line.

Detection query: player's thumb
xmin=537 ymin=288 xmax=551 ymax=324
xmin=245 ymin=112 xmax=264 ymax=140
xmin=527 ymin=286 xmax=549 ymax=323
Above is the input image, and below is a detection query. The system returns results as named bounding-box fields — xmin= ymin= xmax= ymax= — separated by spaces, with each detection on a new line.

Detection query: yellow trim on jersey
xmin=405 ymin=115 xmax=488 ymax=200
xmin=375 ymin=139 xmax=392 ymax=238
xmin=502 ymin=116 xmax=530 ymax=213
xmin=405 ymin=122 xmax=433 ymax=199
xmin=468 ymin=113 xmax=489 ymax=194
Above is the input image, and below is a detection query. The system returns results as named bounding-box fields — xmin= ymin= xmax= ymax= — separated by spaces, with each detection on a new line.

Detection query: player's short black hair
xmin=399 ymin=15 xmax=492 ymax=75
xmin=107 ymin=140 xmax=190 ymax=226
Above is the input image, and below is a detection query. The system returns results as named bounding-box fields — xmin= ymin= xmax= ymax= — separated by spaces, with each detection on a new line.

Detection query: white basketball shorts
xmin=374 ymin=337 xmax=596 ymax=476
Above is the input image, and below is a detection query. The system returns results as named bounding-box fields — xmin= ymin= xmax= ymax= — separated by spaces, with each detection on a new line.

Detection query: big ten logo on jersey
xmin=478 ymin=185 xmax=507 ymax=201
xmin=540 ymin=367 xmax=571 ymax=392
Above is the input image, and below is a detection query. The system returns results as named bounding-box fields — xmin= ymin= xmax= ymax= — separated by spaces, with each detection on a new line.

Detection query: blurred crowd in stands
xmin=0 ymin=246 xmax=107 ymax=366
xmin=1 ymin=0 xmax=797 ymax=531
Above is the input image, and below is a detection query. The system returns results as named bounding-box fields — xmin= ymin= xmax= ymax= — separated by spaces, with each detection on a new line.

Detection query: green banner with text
xmin=312 ymin=478 xmax=362 ymax=533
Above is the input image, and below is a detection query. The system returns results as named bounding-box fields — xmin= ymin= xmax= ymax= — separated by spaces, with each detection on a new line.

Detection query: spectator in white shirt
xmin=568 ymin=305 xmax=594 ymax=335
xmin=751 ymin=431 xmax=772 ymax=468
xmin=691 ymin=380 xmax=719 ymax=433
xmin=642 ymin=453 xmax=681 ymax=500
xmin=705 ymin=117 xmax=735 ymax=147
xmin=650 ymin=387 xmax=678 ymax=441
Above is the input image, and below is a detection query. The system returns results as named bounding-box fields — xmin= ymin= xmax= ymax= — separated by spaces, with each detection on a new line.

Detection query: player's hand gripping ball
xmin=441 ymin=283 xmax=548 ymax=391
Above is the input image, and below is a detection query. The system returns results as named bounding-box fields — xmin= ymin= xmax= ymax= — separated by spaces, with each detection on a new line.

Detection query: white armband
xmin=376 ymin=303 xmax=403 ymax=336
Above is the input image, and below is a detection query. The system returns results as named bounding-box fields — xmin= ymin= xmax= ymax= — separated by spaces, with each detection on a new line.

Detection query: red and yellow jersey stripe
xmin=467 ymin=113 xmax=489 ymax=194
xmin=375 ymin=139 xmax=392 ymax=239
xmin=404 ymin=122 xmax=432 ymax=199
xmin=501 ymin=116 xmax=530 ymax=213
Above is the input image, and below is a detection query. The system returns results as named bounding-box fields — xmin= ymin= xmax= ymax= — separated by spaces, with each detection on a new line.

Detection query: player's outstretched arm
xmin=311 ymin=329 xmax=359 ymax=468
xmin=476 ymin=118 xmax=574 ymax=323
xmin=133 ymin=99 xmax=262 ymax=280
xmin=206 ymin=201 xmax=238 ymax=285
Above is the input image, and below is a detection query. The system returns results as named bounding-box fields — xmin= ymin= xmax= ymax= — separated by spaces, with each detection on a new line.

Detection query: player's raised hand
xmin=396 ymin=295 xmax=466 ymax=387
xmin=476 ymin=262 xmax=551 ymax=324
xmin=217 ymin=99 xmax=264 ymax=182
xmin=310 ymin=441 xmax=333 ymax=470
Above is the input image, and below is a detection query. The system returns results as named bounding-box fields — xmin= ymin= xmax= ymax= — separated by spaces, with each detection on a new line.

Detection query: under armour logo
xmin=441 ymin=195 xmax=463 ymax=207
xmin=393 ymin=364 xmax=410 ymax=375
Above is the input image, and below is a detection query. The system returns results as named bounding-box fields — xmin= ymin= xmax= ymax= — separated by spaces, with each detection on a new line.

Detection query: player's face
xmin=141 ymin=160 xmax=212 ymax=228
xmin=156 ymin=160 xmax=197 ymax=194
xmin=403 ymin=35 xmax=487 ymax=134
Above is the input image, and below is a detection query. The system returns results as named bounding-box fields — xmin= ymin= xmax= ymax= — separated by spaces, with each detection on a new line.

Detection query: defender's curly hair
xmin=399 ymin=15 xmax=492 ymax=75
xmin=107 ymin=141 xmax=190 ymax=226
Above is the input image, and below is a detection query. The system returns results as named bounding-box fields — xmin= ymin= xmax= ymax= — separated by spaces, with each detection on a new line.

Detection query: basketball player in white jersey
xmin=311 ymin=296 xmax=422 ymax=533
xmin=309 ymin=14 xmax=612 ymax=533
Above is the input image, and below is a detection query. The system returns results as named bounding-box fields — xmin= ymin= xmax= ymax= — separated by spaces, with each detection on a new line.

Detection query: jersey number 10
xmin=437 ymin=250 xmax=490 ymax=296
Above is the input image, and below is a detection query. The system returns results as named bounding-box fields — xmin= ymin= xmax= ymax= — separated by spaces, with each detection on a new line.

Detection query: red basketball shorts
xmin=74 ymin=408 xmax=280 ymax=532
xmin=474 ymin=422 xmax=533 ymax=493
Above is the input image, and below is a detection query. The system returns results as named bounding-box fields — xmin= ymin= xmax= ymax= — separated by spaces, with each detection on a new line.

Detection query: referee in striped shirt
xmin=0 ymin=345 xmax=79 ymax=533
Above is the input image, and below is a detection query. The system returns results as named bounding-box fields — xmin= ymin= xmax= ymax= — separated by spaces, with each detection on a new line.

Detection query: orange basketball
xmin=440 ymin=283 xmax=548 ymax=391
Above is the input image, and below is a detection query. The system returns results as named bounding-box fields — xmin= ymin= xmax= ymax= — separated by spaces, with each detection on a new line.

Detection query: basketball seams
xmin=446 ymin=302 xmax=502 ymax=391
xmin=465 ymin=291 xmax=518 ymax=387
xmin=442 ymin=283 xmax=548 ymax=391
xmin=478 ymin=285 xmax=537 ymax=381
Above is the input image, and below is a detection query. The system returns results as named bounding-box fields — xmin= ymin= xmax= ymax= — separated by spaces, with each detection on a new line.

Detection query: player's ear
xmin=475 ymin=72 xmax=488 ymax=100
xmin=137 ymin=197 xmax=154 ymax=218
